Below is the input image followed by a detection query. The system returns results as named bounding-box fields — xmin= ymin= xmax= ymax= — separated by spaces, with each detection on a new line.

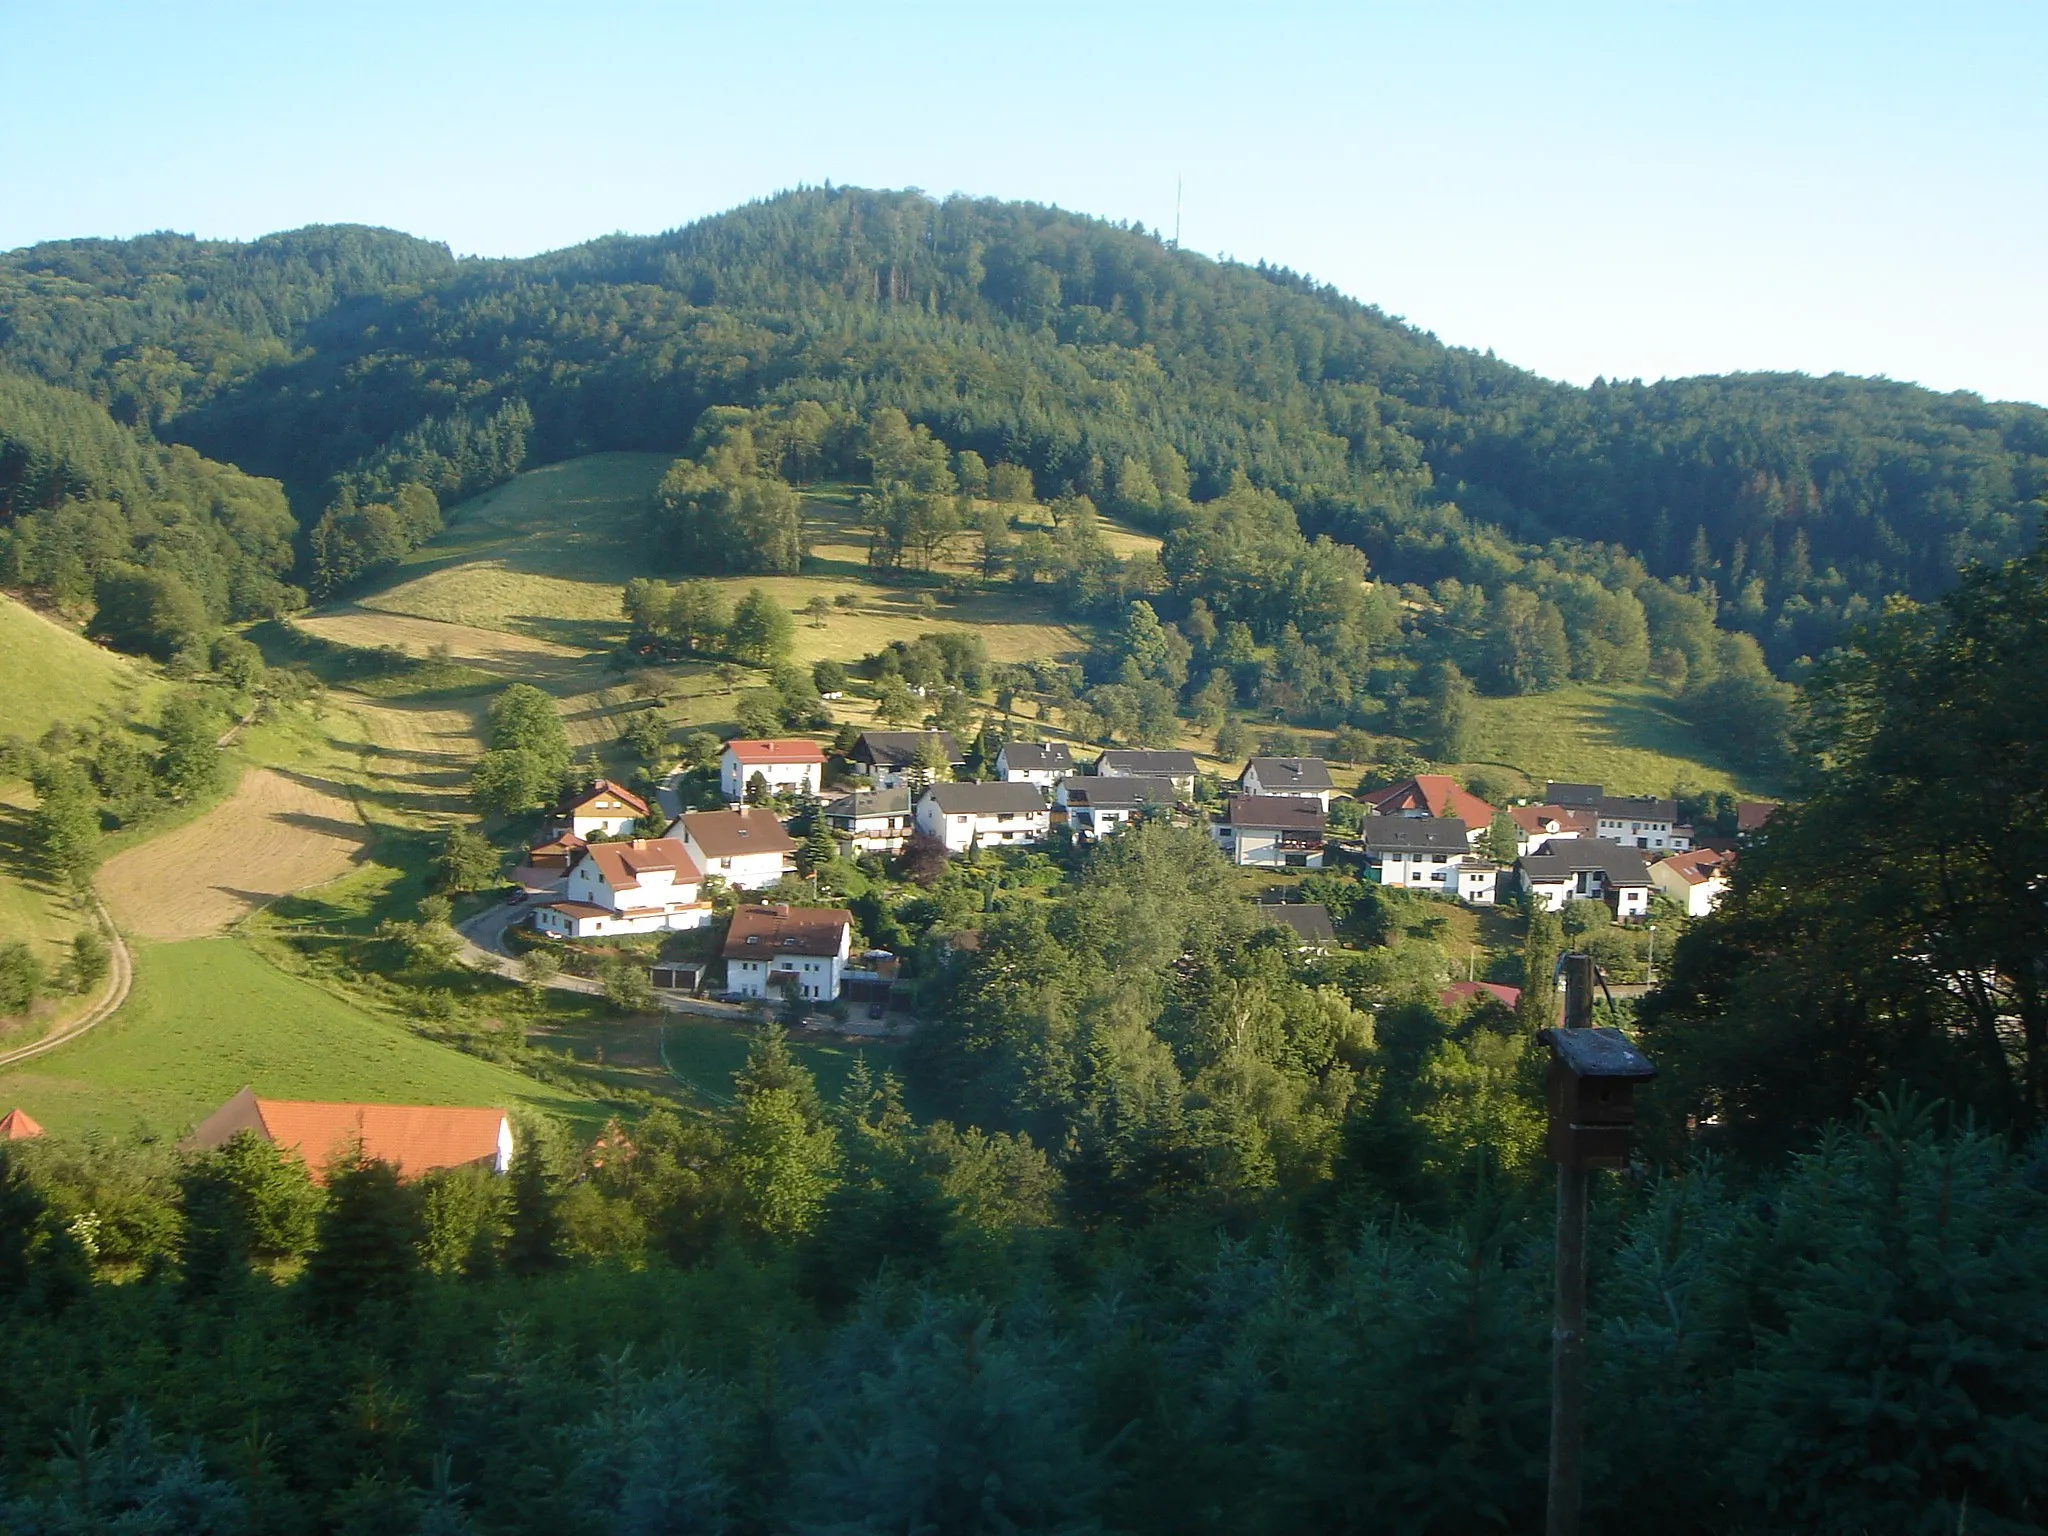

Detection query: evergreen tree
xmin=1517 ymin=907 xmax=1564 ymax=1035
xmin=302 ymin=1154 xmax=423 ymax=1322
xmin=503 ymin=1137 xmax=565 ymax=1277
xmin=29 ymin=757 xmax=102 ymax=892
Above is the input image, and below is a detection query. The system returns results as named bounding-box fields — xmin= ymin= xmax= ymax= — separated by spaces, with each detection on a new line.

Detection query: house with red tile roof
xmin=720 ymin=738 xmax=825 ymax=803
xmin=535 ymin=837 xmax=712 ymax=939
xmin=1362 ymin=775 xmax=1494 ymax=843
xmin=1736 ymin=800 xmax=1780 ymax=835
xmin=1441 ymin=980 xmax=1522 ymax=1012
xmin=1509 ymin=803 xmax=1597 ymax=856
xmin=1652 ymin=846 xmax=1735 ymax=916
xmin=185 ymin=1089 xmax=511 ymax=1180
xmin=558 ymin=780 xmax=652 ymax=839
xmin=1 ymin=1107 xmax=45 ymax=1141
xmin=723 ymin=903 xmax=853 ymax=1002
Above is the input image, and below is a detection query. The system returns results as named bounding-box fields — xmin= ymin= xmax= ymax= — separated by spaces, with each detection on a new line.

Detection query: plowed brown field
xmin=99 ymin=769 xmax=370 ymax=939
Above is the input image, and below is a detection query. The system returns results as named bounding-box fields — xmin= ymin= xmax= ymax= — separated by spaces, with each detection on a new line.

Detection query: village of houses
xmin=502 ymin=727 xmax=1769 ymax=1016
xmin=3 ymin=732 xmax=1771 ymax=1178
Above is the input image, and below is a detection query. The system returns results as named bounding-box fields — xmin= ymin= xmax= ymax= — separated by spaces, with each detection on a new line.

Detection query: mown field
xmin=0 ymin=936 xmax=592 ymax=1137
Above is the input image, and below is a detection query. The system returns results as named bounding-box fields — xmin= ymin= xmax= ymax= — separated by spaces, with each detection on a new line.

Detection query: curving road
xmin=0 ymin=898 xmax=135 ymax=1071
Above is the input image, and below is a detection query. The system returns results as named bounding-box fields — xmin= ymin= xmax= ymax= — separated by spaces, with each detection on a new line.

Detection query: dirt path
xmin=98 ymin=768 xmax=371 ymax=940
xmin=0 ymin=898 xmax=133 ymax=1070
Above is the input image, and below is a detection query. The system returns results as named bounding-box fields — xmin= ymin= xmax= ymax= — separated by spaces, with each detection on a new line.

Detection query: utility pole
xmin=1646 ymin=924 xmax=1657 ymax=986
xmin=1547 ymin=953 xmax=1595 ymax=1536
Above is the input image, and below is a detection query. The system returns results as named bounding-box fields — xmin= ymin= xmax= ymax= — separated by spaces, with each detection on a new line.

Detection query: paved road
xmin=0 ymin=899 xmax=135 ymax=1071
xmin=457 ymin=897 xmax=755 ymax=1021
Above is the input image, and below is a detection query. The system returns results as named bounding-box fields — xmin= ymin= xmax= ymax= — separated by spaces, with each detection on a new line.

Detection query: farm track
xmin=0 ymin=898 xmax=133 ymax=1070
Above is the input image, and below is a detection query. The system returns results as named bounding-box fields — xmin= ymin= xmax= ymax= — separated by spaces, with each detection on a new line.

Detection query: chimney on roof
xmin=776 ymin=903 xmax=791 ymax=917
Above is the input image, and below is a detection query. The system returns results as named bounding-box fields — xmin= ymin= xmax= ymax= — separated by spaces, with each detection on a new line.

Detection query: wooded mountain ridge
xmin=2 ymin=186 xmax=2043 ymax=677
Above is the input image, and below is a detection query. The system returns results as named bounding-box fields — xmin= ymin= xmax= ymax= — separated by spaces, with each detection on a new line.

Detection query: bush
xmin=0 ymin=942 xmax=44 ymax=1016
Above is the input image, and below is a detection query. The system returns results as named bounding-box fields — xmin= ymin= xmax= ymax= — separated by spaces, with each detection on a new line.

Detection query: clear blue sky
xmin=5 ymin=1 xmax=2044 ymax=403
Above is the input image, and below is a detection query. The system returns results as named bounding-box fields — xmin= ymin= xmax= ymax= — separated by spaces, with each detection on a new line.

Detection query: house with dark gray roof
xmin=1215 ymin=795 xmax=1327 ymax=868
xmin=1057 ymin=776 xmax=1177 ymax=837
xmin=1094 ymin=749 xmax=1199 ymax=794
xmin=1240 ymin=757 xmax=1336 ymax=808
xmin=995 ymin=740 xmax=1075 ymax=788
xmin=1518 ymin=836 xmax=1654 ymax=918
xmin=1361 ymin=815 xmax=1472 ymax=895
xmin=915 ymin=781 xmax=1051 ymax=852
xmin=851 ymin=730 xmax=964 ymax=790
xmin=1255 ymin=902 xmax=1338 ymax=950
xmin=824 ymin=786 xmax=914 ymax=856
xmin=1542 ymin=783 xmax=1693 ymax=852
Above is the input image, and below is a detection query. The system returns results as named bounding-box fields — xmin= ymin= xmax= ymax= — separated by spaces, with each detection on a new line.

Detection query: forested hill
xmin=2 ymin=187 xmax=2044 ymax=674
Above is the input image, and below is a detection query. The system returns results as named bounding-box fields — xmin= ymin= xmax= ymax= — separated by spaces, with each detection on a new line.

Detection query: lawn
xmin=536 ymin=1013 xmax=878 ymax=1112
xmin=1459 ymin=683 xmax=1769 ymax=798
xmin=0 ymin=936 xmax=593 ymax=1137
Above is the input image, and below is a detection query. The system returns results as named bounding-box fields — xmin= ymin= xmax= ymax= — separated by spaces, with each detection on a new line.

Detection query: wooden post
xmin=1547 ymin=953 xmax=1596 ymax=1536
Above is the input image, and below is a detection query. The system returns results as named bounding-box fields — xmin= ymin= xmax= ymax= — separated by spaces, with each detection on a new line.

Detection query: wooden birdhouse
xmin=1538 ymin=1026 xmax=1656 ymax=1169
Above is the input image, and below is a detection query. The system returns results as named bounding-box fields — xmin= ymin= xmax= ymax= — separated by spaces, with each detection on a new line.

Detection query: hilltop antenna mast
xmin=1173 ymin=176 xmax=1182 ymax=249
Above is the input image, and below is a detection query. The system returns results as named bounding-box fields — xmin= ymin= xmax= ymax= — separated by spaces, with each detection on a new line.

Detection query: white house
xmin=1057 ymin=776 xmax=1176 ymax=838
xmin=675 ymin=808 xmax=798 ymax=890
xmin=915 ymin=781 xmax=1051 ymax=853
xmin=1509 ymin=803 xmax=1597 ymax=858
xmin=532 ymin=838 xmax=712 ymax=939
xmin=719 ymin=738 xmax=825 ymax=803
xmin=1652 ymin=846 xmax=1733 ymax=916
xmin=995 ymin=740 xmax=1074 ymax=789
xmin=851 ymin=730 xmax=963 ymax=790
xmin=558 ymin=780 xmax=651 ymax=839
xmin=1545 ymin=783 xmax=1693 ymax=852
xmin=1095 ymin=749 xmax=1199 ymax=796
xmin=1362 ymin=775 xmax=1495 ymax=843
xmin=723 ymin=902 xmax=853 ymax=1002
xmin=1214 ymin=795 xmax=1327 ymax=868
xmin=1457 ymin=862 xmax=1502 ymax=906
xmin=1360 ymin=815 xmax=1470 ymax=893
xmin=1240 ymin=757 xmax=1336 ymax=810
xmin=824 ymin=787 xmax=914 ymax=857
xmin=1518 ymin=837 xmax=1654 ymax=919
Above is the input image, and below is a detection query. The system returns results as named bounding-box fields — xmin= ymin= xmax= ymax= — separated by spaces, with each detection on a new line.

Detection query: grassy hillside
xmin=0 ymin=592 xmax=157 ymax=741
xmin=0 ymin=936 xmax=593 ymax=1136
xmin=356 ymin=452 xmax=1102 ymax=666
xmin=1460 ymin=683 xmax=1770 ymax=798
xmin=0 ymin=595 xmax=163 ymax=1038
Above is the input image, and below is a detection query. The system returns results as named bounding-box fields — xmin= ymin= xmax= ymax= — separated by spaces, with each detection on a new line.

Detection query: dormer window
xmin=745 ymin=935 xmax=759 ymax=945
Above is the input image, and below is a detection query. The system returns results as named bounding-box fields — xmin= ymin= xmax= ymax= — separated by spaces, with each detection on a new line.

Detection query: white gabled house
xmin=1360 ymin=815 xmax=1470 ymax=892
xmin=915 ymin=781 xmax=1051 ymax=853
xmin=1240 ymin=757 xmax=1336 ymax=810
xmin=723 ymin=902 xmax=853 ymax=1002
xmin=995 ymin=740 xmax=1074 ymax=789
xmin=1651 ymin=846 xmax=1733 ymax=916
xmin=533 ymin=838 xmax=712 ymax=938
xmin=1518 ymin=836 xmax=1655 ymax=919
xmin=1214 ymin=795 xmax=1327 ymax=868
xmin=558 ymin=780 xmax=651 ymax=839
xmin=824 ymin=787 xmax=915 ymax=857
xmin=1057 ymin=776 xmax=1176 ymax=838
xmin=675 ymin=808 xmax=798 ymax=890
xmin=1545 ymin=783 xmax=1693 ymax=852
xmin=719 ymin=738 xmax=825 ymax=803
xmin=1094 ymin=749 xmax=1200 ymax=796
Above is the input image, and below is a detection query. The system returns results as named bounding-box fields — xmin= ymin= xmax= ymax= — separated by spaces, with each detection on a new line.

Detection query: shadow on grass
xmin=1592 ymin=690 xmax=1777 ymax=792
xmin=511 ymin=615 xmax=627 ymax=653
